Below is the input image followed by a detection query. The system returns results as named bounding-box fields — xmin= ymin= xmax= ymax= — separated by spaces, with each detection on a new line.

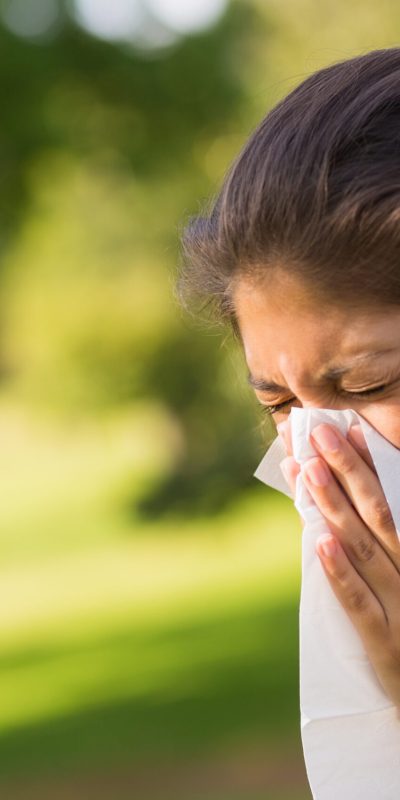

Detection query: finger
xmin=303 ymin=457 xmax=400 ymax=614
xmin=280 ymin=455 xmax=300 ymax=495
xmin=347 ymin=424 xmax=376 ymax=472
xmin=316 ymin=533 xmax=388 ymax=650
xmin=310 ymin=423 xmax=399 ymax=554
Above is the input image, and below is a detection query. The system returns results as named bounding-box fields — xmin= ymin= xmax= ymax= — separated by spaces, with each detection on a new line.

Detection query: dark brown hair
xmin=179 ymin=48 xmax=400 ymax=328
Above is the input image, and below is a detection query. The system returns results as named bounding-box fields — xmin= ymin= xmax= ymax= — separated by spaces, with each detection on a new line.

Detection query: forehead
xmin=233 ymin=273 xmax=400 ymax=381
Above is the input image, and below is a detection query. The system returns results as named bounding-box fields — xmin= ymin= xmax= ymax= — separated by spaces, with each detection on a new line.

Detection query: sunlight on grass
xmin=0 ymin=401 xmax=301 ymax=752
xmin=0 ymin=399 xmax=179 ymax=561
xmin=0 ymin=488 xmax=301 ymax=642
xmin=0 ymin=398 xmax=307 ymax=798
xmin=0 ymin=490 xmax=301 ymax=734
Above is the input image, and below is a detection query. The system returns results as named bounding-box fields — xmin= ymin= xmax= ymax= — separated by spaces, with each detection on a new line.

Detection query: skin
xmin=233 ymin=270 xmax=400 ymax=709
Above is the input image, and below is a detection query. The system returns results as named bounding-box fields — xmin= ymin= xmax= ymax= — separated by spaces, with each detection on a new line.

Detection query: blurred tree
xmin=135 ymin=324 xmax=273 ymax=517
xmin=0 ymin=0 xmax=275 ymax=516
xmin=0 ymin=1 xmax=262 ymax=241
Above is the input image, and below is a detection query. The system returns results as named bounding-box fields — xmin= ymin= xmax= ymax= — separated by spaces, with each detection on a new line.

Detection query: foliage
xmin=1 ymin=0 xmax=400 ymax=795
xmin=0 ymin=0 xmax=273 ymax=514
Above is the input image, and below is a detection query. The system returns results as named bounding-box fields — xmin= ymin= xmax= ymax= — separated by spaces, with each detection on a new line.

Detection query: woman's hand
xmin=278 ymin=420 xmax=400 ymax=709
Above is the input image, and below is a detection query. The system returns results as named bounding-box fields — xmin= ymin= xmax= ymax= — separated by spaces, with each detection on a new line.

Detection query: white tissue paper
xmin=254 ymin=407 xmax=400 ymax=800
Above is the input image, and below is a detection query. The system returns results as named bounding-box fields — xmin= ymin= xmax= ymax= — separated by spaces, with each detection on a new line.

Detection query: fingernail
xmin=317 ymin=534 xmax=337 ymax=559
xmin=311 ymin=424 xmax=340 ymax=453
xmin=303 ymin=458 xmax=330 ymax=487
xmin=348 ymin=424 xmax=368 ymax=450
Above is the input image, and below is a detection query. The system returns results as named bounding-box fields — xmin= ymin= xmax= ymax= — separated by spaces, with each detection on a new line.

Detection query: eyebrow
xmin=247 ymin=349 xmax=396 ymax=393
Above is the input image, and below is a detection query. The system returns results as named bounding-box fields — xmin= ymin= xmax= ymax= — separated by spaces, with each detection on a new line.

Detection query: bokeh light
xmin=2 ymin=0 xmax=60 ymax=39
xmin=72 ymin=0 xmax=228 ymax=43
xmin=147 ymin=0 xmax=228 ymax=34
xmin=72 ymin=0 xmax=142 ymax=42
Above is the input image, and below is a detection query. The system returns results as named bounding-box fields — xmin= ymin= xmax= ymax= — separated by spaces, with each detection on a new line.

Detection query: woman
xmin=179 ymin=48 xmax=400 ymax=711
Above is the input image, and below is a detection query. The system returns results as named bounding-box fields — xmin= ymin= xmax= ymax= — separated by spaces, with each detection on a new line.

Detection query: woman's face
xmin=234 ymin=272 xmax=400 ymax=447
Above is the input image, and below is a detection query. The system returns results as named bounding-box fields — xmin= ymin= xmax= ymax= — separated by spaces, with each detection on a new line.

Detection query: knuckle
xmin=333 ymin=564 xmax=347 ymax=583
xmin=346 ymin=587 xmax=369 ymax=614
xmin=350 ymin=535 xmax=376 ymax=563
xmin=369 ymin=499 xmax=394 ymax=532
xmin=368 ymin=613 xmax=386 ymax=637
xmin=332 ymin=451 xmax=354 ymax=476
xmin=319 ymin=496 xmax=337 ymax=517
xmin=319 ymin=493 xmax=345 ymax=520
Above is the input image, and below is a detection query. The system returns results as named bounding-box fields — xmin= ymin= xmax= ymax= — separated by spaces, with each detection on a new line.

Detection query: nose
xmin=291 ymin=393 xmax=351 ymax=412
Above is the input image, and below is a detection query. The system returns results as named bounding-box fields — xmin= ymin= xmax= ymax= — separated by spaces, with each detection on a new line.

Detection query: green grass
xmin=0 ymin=600 xmax=300 ymax=774
xmin=0 ymin=402 xmax=309 ymax=798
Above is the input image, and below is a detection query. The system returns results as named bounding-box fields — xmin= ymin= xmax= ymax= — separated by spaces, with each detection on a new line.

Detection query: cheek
xmin=358 ymin=399 xmax=400 ymax=449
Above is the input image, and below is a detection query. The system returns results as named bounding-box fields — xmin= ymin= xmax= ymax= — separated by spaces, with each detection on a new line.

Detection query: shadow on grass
xmin=0 ymin=597 xmax=309 ymax=798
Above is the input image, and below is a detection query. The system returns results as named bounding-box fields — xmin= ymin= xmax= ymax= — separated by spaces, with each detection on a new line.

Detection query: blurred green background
xmin=0 ymin=1 xmax=399 ymax=798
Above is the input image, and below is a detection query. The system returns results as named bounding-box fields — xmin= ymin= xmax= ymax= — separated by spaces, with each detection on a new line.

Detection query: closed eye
xmin=260 ymin=383 xmax=389 ymax=416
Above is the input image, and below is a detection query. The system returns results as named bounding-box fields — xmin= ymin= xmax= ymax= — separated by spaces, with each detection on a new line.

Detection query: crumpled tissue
xmin=254 ymin=407 xmax=400 ymax=800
